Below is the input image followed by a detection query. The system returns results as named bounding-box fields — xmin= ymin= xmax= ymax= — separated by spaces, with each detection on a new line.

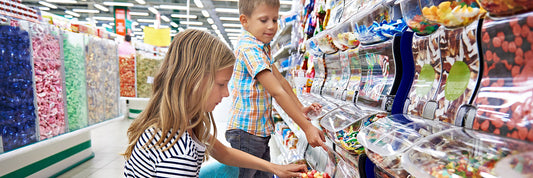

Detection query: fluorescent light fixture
xmin=158 ymin=5 xmax=188 ymax=10
xmin=194 ymin=0 xmax=204 ymax=8
xmin=148 ymin=7 xmax=158 ymax=14
xmin=149 ymin=25 xmax=169 ymax=28
xmin=227 ymin=33 xmax=240 ymax=36
xmin=180 ymin=21 xmax=203 ymax=26
xmin=215 ymin=8 xmax=239 ymax=13
xmin=170 ymin=22 xmax=178 ymax=28
xmin=46 ymin=0 xmax=77 ymax=3
xmin=103 ymin=2 xmax=134 ymax=7
xmin=39 ymin=7 xmax=50 ymax=11
xmin=170 ymin=33 xmax=176 ymax=36
xmin=178 ymin=27 xmax=184 ymax=31
xmin=110 ymin=22 xmax=115 ymax=25
xmin=219 ymin=17 xmax=239 ymax=21
xmin=225 ymin=28 xmax=242 ymax=33
xmin=93 ymin=16 xmax=114 ymax=21
xmin=188 ymin=26 xmax=208 ymax=31
xmin=171 ymin=30 xmax=177 ymax=33
xmin=73 ymin=9 xmax=99 ymax=13
xmin=134 ymin=28 xmax=142 ymax=31
xmin=94 ymin=4 xmax=109 ymax=12
xmin=135 ymin=0 xmax=146 ymax=4
xmin=229 ymin=37 xmax=239 ymax=40
xmin=201 ymin=10 xmax=209 ymax=17
xmin=64 ymin=15 xmax=73 ymax=18
xmin=130 ymin=12 xmax=149 ymax=16
xmin=132 ymin=22 xmax=139 ymax=26
xmin=207 ymin=18 xmax=214 ymax=24
xmin=211 ymin=24 xmax=218 ymax=29
xmin=161 ymin=15 xmax=170 ymax=22
xmin=102 ymin=24 xmax=112 ymax=28
xmin=39 ymin=1 xmax=57 ymax=9
xmin=171 ymin=14 xmax=197 ymax=19
xmin=134 ymin=31 xmax=143 ymax=35
xmin=280 ymin=1 xmax=292 ymax=5
xmin=137 ymin=19 xmax=156 ymax=23
xmin=279 ymin=11 xmax=291 ymax=16
xmin=65 ymin=10 xmax=80 ymax=17
xmin=223 ymin=23 xmax=241 ymax=28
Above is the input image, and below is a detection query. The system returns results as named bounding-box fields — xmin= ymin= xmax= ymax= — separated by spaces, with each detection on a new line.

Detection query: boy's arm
xmin=209 ymin=137 xmax=306 ymax=178
xmin=256 ymin=70 xmax=326 ymax=148
xmin=271 ymin=65 xmax=304 ymax=109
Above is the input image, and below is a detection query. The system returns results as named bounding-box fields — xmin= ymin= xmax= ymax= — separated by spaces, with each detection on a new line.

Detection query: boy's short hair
xmin=239 ymin=0 xmax=280 ymax=17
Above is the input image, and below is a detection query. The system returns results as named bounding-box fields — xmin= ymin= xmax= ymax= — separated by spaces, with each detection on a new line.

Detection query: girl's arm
xmin=256 ymin=70 xmax=326 ymax=148
xmin=209 ymin=138 xmax=306 ymax=178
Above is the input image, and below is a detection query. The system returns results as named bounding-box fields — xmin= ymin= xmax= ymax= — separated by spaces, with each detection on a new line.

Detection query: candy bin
xmin=358 ymin=114 xmax=457 ymax=177
xmin=314 ymin=32 xmax=338 ymax=54
xmin=319 ymin=107 xmax=366 ymax=155
xmin=136 ymin=53 xmax=163 ymax=98
xmin=62 ymin=31 xmax=88 ymax=131
xmin=494 ymin=151 xmax=533 ymax=177
xmin=329 ymin=18 xmax=360 ymax=51
xmin=478 ymin=0 xmax=533 ymax=17
xmin=355 ymin=3 xmax=407 ymax=45
xmin=421 ymin=0 xmax=486 ymax=28
xmin=401 ymin=129 xmax=533 ymax=178
xmin=399 ymin=0 xmax=440 ymax=35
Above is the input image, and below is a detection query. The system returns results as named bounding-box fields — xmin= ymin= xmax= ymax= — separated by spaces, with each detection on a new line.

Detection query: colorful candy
xmin=119 ymin=56 xmax=136 ymax=97
xmin=300 ymin=170 xmax=330 ymax=178
xmin=478 ymin=0 xmax=533 ymax=17
xmin=63 ymin=31 xmax=88 ymax=131
xmin=422 ymin=0 xmax=486 ymax=28
xmin=136 ymin=53 xmax=163 ymax=98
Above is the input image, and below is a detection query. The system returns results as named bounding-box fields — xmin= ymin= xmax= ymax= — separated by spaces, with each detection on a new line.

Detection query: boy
xmin=226 ymin=0 xmax=326 ymax=177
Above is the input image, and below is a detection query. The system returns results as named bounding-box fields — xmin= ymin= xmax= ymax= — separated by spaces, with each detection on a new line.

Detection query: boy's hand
xmin=303 ymin=125 xmax=326 ymax=150
xmin=302 ymin=103 xmax=322 ymax=115
xmin=272 ymin=163 xmax=307 ymax=178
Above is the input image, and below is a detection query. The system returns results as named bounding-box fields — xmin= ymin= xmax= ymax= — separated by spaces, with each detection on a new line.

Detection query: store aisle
xmin=58 ymin=96 xmax=233 ymax=177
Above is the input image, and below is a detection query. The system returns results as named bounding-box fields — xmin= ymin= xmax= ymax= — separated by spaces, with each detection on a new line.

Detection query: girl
xmin=123 ymin=29 xmax=306 ymax=177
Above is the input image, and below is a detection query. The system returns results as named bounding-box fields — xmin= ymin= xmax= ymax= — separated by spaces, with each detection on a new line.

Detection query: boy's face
xmin=205 ymin=66 xmax=233 ymax=112
xmin=240 ymin=4 xmax=279 ymax=44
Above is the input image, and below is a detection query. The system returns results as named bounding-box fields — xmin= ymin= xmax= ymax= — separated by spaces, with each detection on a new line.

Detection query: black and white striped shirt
xmin=124 ymin=128 xmax=206 ymax=177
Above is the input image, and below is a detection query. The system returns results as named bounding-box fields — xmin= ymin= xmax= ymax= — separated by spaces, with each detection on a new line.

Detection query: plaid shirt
xmin=228 ymin=30 xmax=274 ymax=137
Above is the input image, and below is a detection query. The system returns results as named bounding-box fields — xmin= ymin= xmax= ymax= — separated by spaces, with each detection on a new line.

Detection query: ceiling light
xmin=110 ymin=22 xmax=115 ymax=25
xmin=170 ymin=22 xmax=178 ymax=28
xmin=171 ymin=14 xmax=197 ymax=19
xmin=229 ymin=37 xmax=239 ymax=40
xmin=215 ymin=8 xmax=239 ymax=13
xmin=279 ymin=11 xmax=291 ymax=16
xmin=207 ymin=18 xmax=214 ymax=24
xmin=103 ymin=2 xmax=134 ymax=7
xmin=135 ymin=0 xmax=146 ymax=4
xmin=64 ymin=15 xmax=73 ymax=18
xmin=148 ymin=7 xmax=158 ymax=15
xmin=137 ymin=19 xmax=156 ymax=23
xmin=181 ymin=21 xmax=203 ymax=26
xmin=225 ymin=28 xmax=242 ymax=33
xmin=93 ymin=4 xmax=108 ymax=12
xmin=171 ymin=30 xmax=177 ymax=33
xmin=39 ymin=7 xmax=50 ymax=11
xmin=170 ymin=33 xmax=176 ymax=36
xmin=158 ymin=5 xmax=188 ymax=10
xmin=161 ymin=15 xmax=170 ymax=22
xmin=65 ymin=10 xmax=80 ymax=17
xmin=211 ymin=24 xmax=217 ymax=29
xmin=280 ymin=1 xmax=292 ymax=5
xmin=132 ymin=22 xmax=139 ymax=26
xmin=194 ymin=0 xmax=204 ymax=8
xmin=73 ymin=9 xmax=99 ymax=13
xmin=223 ymin=23 xmax=241 ymax=28
xmin=46 ymin=0 xmax=77 ymax=3
xmin=93 ymin=17 xmax=114 ymax=21
xmin=227 ymin=33 xmax=240 ymax=36
xmin=134 ymin=31 xmax=143 ymax=35
xmin=201 ymin=10 xmax=209 ymax=17
xmin=102 ymin=24 xmax=112 ymax=28
xmin=150 ymin=25 xmax=169 ymax=28
xmin=39 ymin=1 xmax=57 ymax=9
xmin=219 ymin=17 xmax=239 ymax=21
xmin=130 ymin=12 xmax=149 ymax=16
xmin=178 ymin=27 xmax=184 ymax=31
xmin=188 ymin=27 xmax=208 ymax=31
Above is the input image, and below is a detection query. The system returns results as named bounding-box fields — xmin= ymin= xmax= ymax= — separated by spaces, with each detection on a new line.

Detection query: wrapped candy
xmin=0 ymin=23 xmax=38 ymax=151
xmin=421 ymin=0 xmax=486 ymax=28
xmin=85 ymin=37 xmax=105 ymax=125
xmin=30 ymin=23 xmax=66 ymax=140
xmin=62 ymin=31 xmax=88 ymax=131
xmin=136 ymin=53 xmax=162 ymax=98
xmin=119 ymin=55 xmax=136 ymax=97
xmin=101 ymin=40 xmax=120 ymax=119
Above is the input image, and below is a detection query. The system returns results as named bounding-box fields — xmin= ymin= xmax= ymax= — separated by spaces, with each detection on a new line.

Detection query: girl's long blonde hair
xmin=124 ymin=29 xmax=235 ymax=159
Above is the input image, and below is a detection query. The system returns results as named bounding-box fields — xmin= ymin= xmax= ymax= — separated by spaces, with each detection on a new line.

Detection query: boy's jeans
xmin=225 ymin=129 xmax=273 ymax=178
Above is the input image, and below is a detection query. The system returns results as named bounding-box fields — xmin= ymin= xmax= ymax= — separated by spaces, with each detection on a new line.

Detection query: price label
xmin=147 ymin=76 xmax=154 ymax=84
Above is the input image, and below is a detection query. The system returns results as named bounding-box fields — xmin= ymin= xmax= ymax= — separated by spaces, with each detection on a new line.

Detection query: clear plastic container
xmin=358 ymin=114 xmax=457 ymax=177
xmin=399 ymin=0 xmax=440 ymax=35
xmin=420 ymin=0 xmax=486 ymax=28
xmin=401 ymin=129 xmax=533 ymax=178
xmin=320 ymin=106 xmax=366 ymax=154
xmin=354 ymin=3 xmax=408 ymax=45
xmin=494 ymin=151 xmax=533 ymax=177
xmin=329 ymin=18 xmax=360 ymax=51
xmin=478 ymin=0 xmax=533 ymax=17
xmin=315 ymin=32 xmax=339 ymax=54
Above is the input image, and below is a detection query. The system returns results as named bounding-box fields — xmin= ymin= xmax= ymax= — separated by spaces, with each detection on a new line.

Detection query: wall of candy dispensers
xmin=0 ymin=3 xmax=146 ymax=155
xmin=272 ymin=0 xmax=533 ymax=177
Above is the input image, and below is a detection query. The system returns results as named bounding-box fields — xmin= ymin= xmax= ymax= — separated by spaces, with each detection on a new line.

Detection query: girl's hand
xmin=272 ymin=163 xmax=307 ymax=178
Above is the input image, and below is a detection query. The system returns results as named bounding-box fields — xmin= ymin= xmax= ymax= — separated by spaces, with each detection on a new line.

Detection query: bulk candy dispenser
xmin=478 ymin=0 xmax=533 ymax=17
xmin=399 ymin=0 xmax=440 ymax=35
xmin=420 ymin=0 xmax=486 ymax=28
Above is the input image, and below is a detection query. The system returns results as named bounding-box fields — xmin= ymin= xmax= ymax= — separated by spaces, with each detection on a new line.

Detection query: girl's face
xmin=205 ymin=66 xmax=233 ymax=112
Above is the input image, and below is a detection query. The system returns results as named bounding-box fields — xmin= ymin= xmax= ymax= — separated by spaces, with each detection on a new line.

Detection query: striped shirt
xmin=124 ymin=128 xmax=206 ymax=177
xmin=228 ymin=30 xmax=274 ymax=137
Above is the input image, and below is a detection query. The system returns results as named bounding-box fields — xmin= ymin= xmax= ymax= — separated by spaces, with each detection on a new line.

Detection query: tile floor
xmin=57 ymin=96 xmax=235 ymax=177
